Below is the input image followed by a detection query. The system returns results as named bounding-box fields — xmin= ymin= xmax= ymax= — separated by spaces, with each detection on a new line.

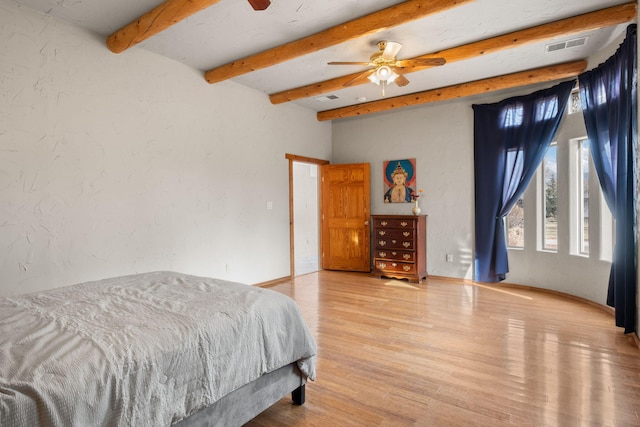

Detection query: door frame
xmin=286 ymin=154 xmax=330 ymax=278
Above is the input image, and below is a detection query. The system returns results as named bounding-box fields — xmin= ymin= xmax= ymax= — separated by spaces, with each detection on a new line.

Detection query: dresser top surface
xmin=371 ymin=214 xmax=427 ymax=219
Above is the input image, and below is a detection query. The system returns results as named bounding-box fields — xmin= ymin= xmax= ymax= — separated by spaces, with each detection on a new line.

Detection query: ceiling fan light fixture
xmin=369 ymin=65 xmax=399 ymax=86
xmin=386 ymin=72 xmax=399 ymax=84
xmin=375 ymin=65 xmax=394 ymax=82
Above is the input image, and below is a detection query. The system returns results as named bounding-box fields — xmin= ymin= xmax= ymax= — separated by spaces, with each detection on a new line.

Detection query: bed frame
xmin=175 ymin=363 xmax=306 ymax=426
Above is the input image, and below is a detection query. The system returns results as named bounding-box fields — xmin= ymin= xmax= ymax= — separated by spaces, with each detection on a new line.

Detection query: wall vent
xmin=546 ymin=37 xmax=587 ymax=53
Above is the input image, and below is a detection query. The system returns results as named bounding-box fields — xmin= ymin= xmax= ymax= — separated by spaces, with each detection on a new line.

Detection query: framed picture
xmin=383 ymin=158 xmax=416 ymax=203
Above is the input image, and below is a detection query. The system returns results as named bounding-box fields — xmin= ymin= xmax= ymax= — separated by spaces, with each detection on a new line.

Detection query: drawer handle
xmin=379 ymin=240 xmax=386 ymax=246
xmin=400 ymin=221 xmax=408 ymax=227
xmin=403 ymin=254 xmax=411 ymax=260
xmin=403 ymin=232 xmax=410 ymax=237
xmin=379 ymin=252 xmax=387 ymax=257
xmin=403 ymin=242 xmax=411 ymax=248
xmin=381 ymin=221 xmax=388 ymax=226
xmin=392 ymin=240 xmax=397 ymax=244
xmin=391 ymin=251 xmax=397 ymax=256
xmin=391 ymin=263 xmax=397 ymax=267
xmin=378 ymin=262 xmax=387 ymax=268
xmin=403 ymin=265 xmax=411 ymax=271
xmin=378 ymin=230 xmax=386 ymax=236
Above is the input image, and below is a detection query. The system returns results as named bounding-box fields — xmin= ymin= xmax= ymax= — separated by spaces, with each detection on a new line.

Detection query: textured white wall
xmin=332 ymin=101 xmax=475 ymax=280
xmin=0 ymin=1 xmax=331 ymax=296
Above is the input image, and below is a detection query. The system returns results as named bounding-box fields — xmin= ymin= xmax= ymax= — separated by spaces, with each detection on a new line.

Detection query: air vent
xmin=546 ymin=42 xmax=566 ymax=52
xmin=546 ymin=37 xmax=587 ymax=53
xmin=566 ymin=38 xmax=587 ymax=48
xmin=314 ymin=95 xmax=339 ymax=102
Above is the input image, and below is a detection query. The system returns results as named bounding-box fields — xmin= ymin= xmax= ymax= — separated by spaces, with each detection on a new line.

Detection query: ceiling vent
xmin=546 ymin=37 xmax=587 ymax=53
xmin=314 ymin=95 xmax=339 ymax=102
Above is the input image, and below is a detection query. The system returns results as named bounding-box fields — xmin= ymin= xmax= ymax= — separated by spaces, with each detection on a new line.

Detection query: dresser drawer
xmin=374 ymin=237 xmax=415 ymax=250
xmin=374 ymin=228 xmax=415 ymax=240
xmin=374 ymin=260 xmax=416 ymax=274
xmin=373 ymin=218 xmax=416 ymax=230
xmin=373 ymin=249 xmax=415 ymax=262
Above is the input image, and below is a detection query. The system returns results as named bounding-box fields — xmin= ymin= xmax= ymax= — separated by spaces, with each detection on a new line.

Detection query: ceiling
xmin=11 ymin=0 xmax=636 ymax=120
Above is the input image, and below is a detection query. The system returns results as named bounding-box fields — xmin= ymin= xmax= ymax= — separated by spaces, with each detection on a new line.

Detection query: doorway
xmin=293 ymin=162 xmax=319 ymax=275
xmin=286 ymin=154 xmax=329 ymax=277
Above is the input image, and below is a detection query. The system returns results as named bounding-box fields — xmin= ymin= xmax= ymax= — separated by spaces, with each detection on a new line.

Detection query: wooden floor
xmin=246 ymin=271 xmax=640 ymax=427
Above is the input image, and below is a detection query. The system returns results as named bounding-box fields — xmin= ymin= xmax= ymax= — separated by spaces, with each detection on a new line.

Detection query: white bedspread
xmin=0 ymin=272 xmax=316 ymax=426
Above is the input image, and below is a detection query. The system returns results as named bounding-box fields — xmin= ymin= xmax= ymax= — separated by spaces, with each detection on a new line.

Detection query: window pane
xmin=543 ymin=144 xmax=558 ymax=251
xmin=579 ymin=140 xmax=590 ymax=254
xmin=507 ymin=198 xmax=524 ymax=248
xmin=535 ymin=95 xmax=559 ymax=122
xmin=568 ymin=89 xmax=582 ymax=115
xmin=501 ymin=103 xmax=523 ymax=127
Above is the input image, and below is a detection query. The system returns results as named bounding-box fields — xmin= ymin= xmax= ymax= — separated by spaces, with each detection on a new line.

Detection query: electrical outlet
xmin=446 ymin=253 xmax=454 ymax=262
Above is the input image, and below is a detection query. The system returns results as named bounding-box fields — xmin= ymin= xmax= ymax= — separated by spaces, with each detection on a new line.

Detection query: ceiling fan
xmin=328 ymin=41 xmax=446 ymax=96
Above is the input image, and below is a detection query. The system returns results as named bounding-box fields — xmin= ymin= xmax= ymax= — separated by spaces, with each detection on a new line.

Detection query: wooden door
xmin=321 ymin=163 xmax=371 ymax=272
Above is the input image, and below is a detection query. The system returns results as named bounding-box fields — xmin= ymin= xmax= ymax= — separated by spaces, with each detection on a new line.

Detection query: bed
xmin=0 ymin=271 xmax=316 ymax=426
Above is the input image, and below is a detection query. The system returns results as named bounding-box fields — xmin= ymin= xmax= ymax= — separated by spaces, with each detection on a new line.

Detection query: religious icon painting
xmin=383 ymin=158 xmax=416 ymax=203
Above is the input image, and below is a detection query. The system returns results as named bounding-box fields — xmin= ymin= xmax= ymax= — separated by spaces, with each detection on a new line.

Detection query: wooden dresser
xmin=371 ymin=215 xmax=427 ymax=283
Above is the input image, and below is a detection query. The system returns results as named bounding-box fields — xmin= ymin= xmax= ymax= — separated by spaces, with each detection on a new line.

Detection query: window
xmin=578 ymin=139 xmax=590 ymax=255
xmin=507 ymin=136 xmax=614 ymax=260
xmin=535 ymin=95 xmax=560 ymax=122
xmin=501 ymin=103 xmax=523 ymax=127
xmin=542 ymin=143 xmax=558 ymax=251
xmin=599 ymin=191 xmax=614 ymax=262
xmin=570 ymin=137 xmax=613 ymax=259
xmin=506 ymin=197 xmax=524 ymax=248
xmin=568 ymin=88 xmax=582 ymax=115
xmin=505 ymin=148 xmax=524 ymax=249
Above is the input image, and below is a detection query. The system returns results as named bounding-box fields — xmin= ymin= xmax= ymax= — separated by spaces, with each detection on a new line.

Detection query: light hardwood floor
xmin=247 ymin=271 xmax=640 ymax=427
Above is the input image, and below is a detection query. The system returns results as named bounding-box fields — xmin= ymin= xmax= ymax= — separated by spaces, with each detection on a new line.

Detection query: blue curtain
xmin=579 ymin=24 xmax=637 ymax=334
xmin=473 ymin=80 xmax=574 ymax=282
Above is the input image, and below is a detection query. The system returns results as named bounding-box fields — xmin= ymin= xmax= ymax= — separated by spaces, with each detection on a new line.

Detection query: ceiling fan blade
xmin=247 ymin=0 xmax=270 ymax=10
xmin=396 ymin=57 xmax=446 ymax=68
xmin=344 ymin=69 xmax=376 ymax=87
xmin=328 ymin=61 xmax=372 ymax=66
xmin=394 ymin=74 xmax=410 ymax=87
xmin=382 ymin=41 xmax=403 ymax=60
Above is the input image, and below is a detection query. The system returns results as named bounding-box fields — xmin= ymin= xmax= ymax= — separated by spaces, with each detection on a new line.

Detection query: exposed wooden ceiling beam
xmin=107 ymin=0 xmax=223 ymax=54
xmin=316 ymin=60 xmax=587 ymax=121
xmin=272 ymin=2 xmax=636 ymax=105
xmin=203 ymin=0 xmax=473 ymax=84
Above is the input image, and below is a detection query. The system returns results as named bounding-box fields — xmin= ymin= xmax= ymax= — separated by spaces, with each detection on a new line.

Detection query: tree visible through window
xmin=506 ymin=198 xmax=524 ymax=248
